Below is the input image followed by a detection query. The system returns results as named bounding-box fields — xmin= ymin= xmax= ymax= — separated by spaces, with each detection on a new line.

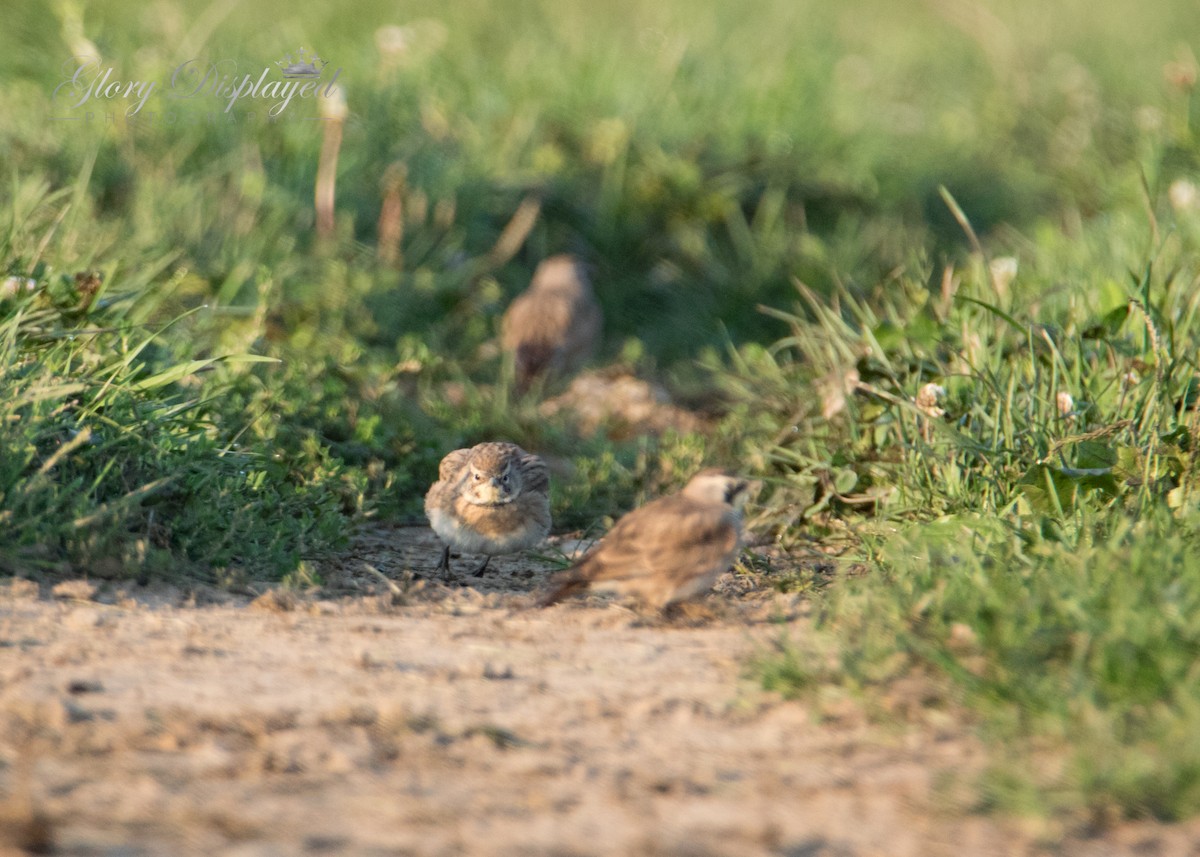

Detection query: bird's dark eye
xmin=473 ymin=473 xmax=482 ymax=481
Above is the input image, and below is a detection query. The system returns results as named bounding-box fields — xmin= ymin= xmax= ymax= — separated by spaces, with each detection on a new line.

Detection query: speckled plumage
xmin=501 ymin=255 xmax=602 ymax=390
xmin=425 ymin=442 xmax=551 ymax=577
xmin=538 ymin=469 xmax=752 ymax=610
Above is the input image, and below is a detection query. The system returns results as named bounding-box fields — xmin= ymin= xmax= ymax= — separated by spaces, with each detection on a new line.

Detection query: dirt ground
xmin=2 ymin=525 xmax=1200 ymax=857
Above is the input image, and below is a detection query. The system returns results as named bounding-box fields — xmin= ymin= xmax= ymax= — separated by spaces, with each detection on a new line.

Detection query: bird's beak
xmin=727 ymin=479 xmax=758 ymax=507
xmin=485 ymin=477 xmax=510 ymax=502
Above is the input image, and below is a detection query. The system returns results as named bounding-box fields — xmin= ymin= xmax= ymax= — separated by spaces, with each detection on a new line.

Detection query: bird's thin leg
xmin=434 ymin=545 xmax=452 ymax=578
xmin=472 ymin=555 xmax=491 ymax=576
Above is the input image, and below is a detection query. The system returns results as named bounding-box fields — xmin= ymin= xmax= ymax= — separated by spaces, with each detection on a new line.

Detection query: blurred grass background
xmin=5 ymin=0 xmax=1200 ymax=826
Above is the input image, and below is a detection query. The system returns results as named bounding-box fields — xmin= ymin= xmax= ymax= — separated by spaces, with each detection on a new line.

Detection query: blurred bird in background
xmin=501 ymin=254 xmax=602 ymax=393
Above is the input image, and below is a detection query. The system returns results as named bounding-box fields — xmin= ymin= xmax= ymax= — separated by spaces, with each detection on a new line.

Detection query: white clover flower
xmin=989 ymin=256 xmax=1018 ymax=296
xmin=1 ymin=277 xmax=36 ymax=298
xmin=319 ymin=85 xmax=347 ymax=121
xmin=820 ymin=368 xmax=859 ymax=420
xmin=915 ymin=382 xmax=946 ymax=418
xmin=1170 ymin=179 xmax=1198 ymax=213
xmin=375 ymin=25 xmax=410 ymax=60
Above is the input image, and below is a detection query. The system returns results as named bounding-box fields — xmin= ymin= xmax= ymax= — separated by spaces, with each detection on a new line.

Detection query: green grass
xmin=5 ymin=0 xmax=1200 ymax=826
xmin=735 ymin=193 xmax=1200 ymax=820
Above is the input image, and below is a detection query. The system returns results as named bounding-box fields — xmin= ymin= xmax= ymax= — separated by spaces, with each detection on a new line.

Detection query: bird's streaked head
xmin=530 ymin=254 xmax=591 ymax=296
xmin=682 ymin=468 xmax=753 ymax=508
xmin=461 ymin=447 xmax=523 ymax=505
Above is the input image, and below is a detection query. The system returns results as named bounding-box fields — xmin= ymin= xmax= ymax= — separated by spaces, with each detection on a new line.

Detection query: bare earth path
xmin=2 ymin=526 xmax=1199 ymax=856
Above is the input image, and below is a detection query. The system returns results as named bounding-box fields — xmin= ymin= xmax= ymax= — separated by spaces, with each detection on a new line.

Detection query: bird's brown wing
xmin=563 ymin=292 xmax=602 ymax=367
xmin=517 ymin=452 xmax=550 ymax=495
xmin=437 ymin=448 xmax=473 ymax=482
xmin=575 ymin=496 xmax=738 ymax=584
xmin=539 ymin=497 xmax=738 ymax=607
xmin=502 ymin=292 xmax=575 ymax=384
xmin=502 ymin=292 xmax=573 ymax=348
xmin=499 ymin=293 xmax=530 ymax=352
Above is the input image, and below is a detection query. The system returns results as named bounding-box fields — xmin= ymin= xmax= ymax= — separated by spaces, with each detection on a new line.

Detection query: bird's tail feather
xmin=515 ymin=342 xmax=555 ymax=390
xmin=536 ymin=567 xmax=589 ymax=607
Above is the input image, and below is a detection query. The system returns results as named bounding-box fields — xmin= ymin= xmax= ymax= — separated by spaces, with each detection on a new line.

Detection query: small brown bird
xmin=425 ymin=442 xmax=551 ymax=577
xmin=501 ymin=254 xmax=602 ymax=391
xmin=538 ymin=469 xmax=752 ymax=610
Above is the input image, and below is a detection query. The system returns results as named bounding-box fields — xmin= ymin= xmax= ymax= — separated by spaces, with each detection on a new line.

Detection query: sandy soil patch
xmin=2 ymin=526 xmax=1198 ymax=856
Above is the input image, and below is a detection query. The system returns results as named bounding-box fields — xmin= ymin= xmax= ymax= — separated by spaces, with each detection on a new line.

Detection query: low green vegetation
xmin=4 ymin=0 xmax=1200 ymax=826
xmin=741 ymin=209 xmax=1200 ymax=820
